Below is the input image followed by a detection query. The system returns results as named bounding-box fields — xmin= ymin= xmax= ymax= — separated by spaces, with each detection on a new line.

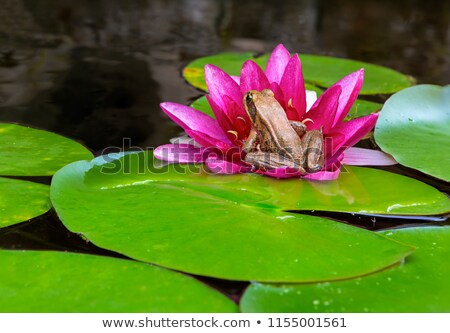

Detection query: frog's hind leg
xmin=244 ymin=151 xmax=306 ymax=173
xmin=289 ymin=121 xmax=307 ymax=137
xmin=301 ymin=130 xmax=324 ymax=173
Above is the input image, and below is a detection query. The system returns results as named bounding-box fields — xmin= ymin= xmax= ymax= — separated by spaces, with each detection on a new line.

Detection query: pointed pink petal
xmin=222 ymin=95 xmax=251 ymax=139
xmin=265 ymin=44 xmax=291 ymax=84
xmin=205 ymin=64 xmax=243 ymax=111
xmin=154 ymin=144 xmax=207 ymax=163
xmin=303 ymin=168 xmax=341 ymax=181
xmin=240 ymin=60 xmax=270 ymax=95
xmin=342 ymin=147 xmax=397 ymax=166
xmin=160 ymin=102 xmax=230 ymax=145
xmin=185 ymin=129 xmax=233 ymax=151
xmin=206 ymin=95 xmax=234 ymax=133
xmin=279 ymin=54 xmax=306 ymax=119
xmin=328 ymin=113 xmax=378 ymax=156
xmin=204 ymin=158 xmax=251 ymax=174
xmin=269 ymin=82 xmax=286 ymax=110
xmin=262 ymin=167 xmax=302 ymax=179
xmin=305 ymin=85 xmax=341 ymax=132
xmin=332 ymin=69 xmax=364 ymax=126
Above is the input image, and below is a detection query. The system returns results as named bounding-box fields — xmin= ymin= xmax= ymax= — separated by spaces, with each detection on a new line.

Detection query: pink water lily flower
xmin=155 ymin=44 xmax=396 ymax=180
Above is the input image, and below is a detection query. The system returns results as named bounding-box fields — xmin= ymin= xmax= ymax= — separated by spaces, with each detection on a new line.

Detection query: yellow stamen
xmin=288 ymin=98 xmax=293 ymax=108
xmin=236 ymin=116 xmax=247 ymax=125
xmin=302 ymin=118 xmax=314 ymax=125
xmin=227 ymin=130 xmax=239 ymax=140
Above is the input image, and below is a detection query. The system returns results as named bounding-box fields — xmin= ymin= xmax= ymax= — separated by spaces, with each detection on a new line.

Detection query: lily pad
xmin=0 ymin=250 xmax=238 ymax=312
xmin=0 ymin=123 xmax=93 ymax=176
xmin=375 ymin=85 xmax=450 ymax=181
xmin=183 ymin=52 xmax=412 ymax=95
xmin=240 ymin=227 xmax=450 ymax=312
xmin=50 ymin=152 xmax=417 ymax=282
xmin=0 ymin=177 xmax=51 ymax=228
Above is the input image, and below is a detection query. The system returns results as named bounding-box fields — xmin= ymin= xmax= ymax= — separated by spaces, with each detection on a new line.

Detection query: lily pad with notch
xmin=48 ymin=151 xmax=450 ymax=282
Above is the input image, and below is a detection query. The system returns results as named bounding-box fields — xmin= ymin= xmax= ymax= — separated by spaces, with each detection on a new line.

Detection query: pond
xmin=0 ymin=0 xmax=449 ymax=312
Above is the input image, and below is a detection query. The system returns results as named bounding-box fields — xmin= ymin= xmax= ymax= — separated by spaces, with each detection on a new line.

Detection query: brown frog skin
xmin=242 ymin=89 xmax=324 ymax=173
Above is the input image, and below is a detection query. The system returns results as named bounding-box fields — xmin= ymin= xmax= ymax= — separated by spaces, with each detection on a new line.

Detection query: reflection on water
xmin=0 ymin=0 xmax=448 ymax=150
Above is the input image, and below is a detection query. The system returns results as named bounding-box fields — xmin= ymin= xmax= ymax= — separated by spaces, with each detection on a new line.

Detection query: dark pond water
xmin=0 ymin=0 xmax=449 ymax=299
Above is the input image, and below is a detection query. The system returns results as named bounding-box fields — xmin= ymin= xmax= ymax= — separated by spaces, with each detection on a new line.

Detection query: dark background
xmin=1 ymin=0 xmax=449 ymax=152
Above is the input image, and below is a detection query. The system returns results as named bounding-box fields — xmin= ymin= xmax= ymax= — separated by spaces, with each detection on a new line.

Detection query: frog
xmin=242 ymin=89 xmax=324 ymax=173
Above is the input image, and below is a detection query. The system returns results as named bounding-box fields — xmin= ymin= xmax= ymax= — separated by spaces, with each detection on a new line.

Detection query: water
xmin=0 ymin=0 xmax=449 ymax=299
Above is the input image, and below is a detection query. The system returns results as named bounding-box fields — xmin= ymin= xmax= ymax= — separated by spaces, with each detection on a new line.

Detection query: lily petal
xmin=306 ymin=90 xmax=318 ymax=111
xmin=303 ymin=168 xmax=341 ymax=181
xmin=204 ymin=157 xmax=251 ymax=174
xmin=154 ymin=144 xmax=207 ymax=163
xmin=332 ymin=69 xmax=364 ymax=126
xmin=279 ymin=54 xmax=306 ymax=119
xmin=205 ymin=64 xmax=243 ymax=111
xmin=206 ymin=95 xmax=234 ymax=134
xmin=342 ymin=147 xmax=398 ymax=166
xmin=328 ymin=113 xmax=379 ymax=156
xmin=160 ymin=102 xmax=231 ymax=145
xmin=240 ymin=60 xmax=270 ymax=95
xmin=169 ymin=134 xmax=201 ymax=147
xmin=269 ymin=82 xmax=286 ymax=110
xmin=305 ymin=85 xmax=341 ymax=132
xmin=186 ymin=129 xmax=233 ymax=151
xmin=231 ymin=75 xmax=240 ymax=85
xmin=265 ymin=44 xmax=291 ymax=84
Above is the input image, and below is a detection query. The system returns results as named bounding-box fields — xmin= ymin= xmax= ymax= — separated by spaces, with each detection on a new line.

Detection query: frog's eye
xmin=245 ymin=93 xmax=253 ymax=103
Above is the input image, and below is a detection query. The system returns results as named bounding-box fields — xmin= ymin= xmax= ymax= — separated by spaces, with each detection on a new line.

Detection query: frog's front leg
xmin=245 ymin=151 xmax=306 ymax=173
xmin=301 ymin=130 xmax=324 ymax=173
xmin=242 ymin=128 xmax=259 ymax=153
xmin=289 ymin=121 xmax=307 ymax=137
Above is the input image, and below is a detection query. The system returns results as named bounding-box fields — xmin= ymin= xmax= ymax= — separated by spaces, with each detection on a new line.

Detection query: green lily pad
xmin=240 ymin=227 xmax=450 ymax=312
xmin=183 ymin=52 xmax=412 ymax=95
xmin=375 ymin=85 xmax=450 ymax=181
xmin=0 ymin=250 xmax=238 ymax=312
xmin=50 ymin=152 xmax=417 ymax=282
xmin=0 ymin=177 xmax=51 ymax=228
xmin=190 ymin=93 xmax=381 ymax=121
xmin=0 ymin=123 xmax=93 ymax=176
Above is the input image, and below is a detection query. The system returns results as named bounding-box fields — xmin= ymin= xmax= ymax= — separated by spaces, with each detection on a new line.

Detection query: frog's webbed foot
xmin=244 ymin=151 xmax=306 ymax=173
xmin=301 ymin=130 xmax=324 ymax=173
xmin=289 ymin=121 xmax=307 ymax=137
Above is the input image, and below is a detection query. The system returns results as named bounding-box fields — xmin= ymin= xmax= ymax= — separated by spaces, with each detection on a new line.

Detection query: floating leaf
xmin=0 ymin=123 xmax=93 ymax=176
xmin=183 ymin=52 xmax=412 ymax=95
xmin=50 ymin=152 xmax=416 ymax=282
xmin=0 ymin=250 xmax=238 ymax=312
xmin=375 ymin=85 xmax=450 ymax=181
xmin=183 ymin=52 xmax=253 ymax=91
xmin=0 ymin=177 xmax=51 ymax=228
xmin=240 ymin=227 xmax=450 ymax=312
xmin=345 ymin=99 xmax=382 ymax=120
